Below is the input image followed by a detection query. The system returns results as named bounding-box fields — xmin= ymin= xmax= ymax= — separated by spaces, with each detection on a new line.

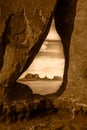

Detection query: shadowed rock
xmin=0 ymin=0 xmax=58 ymax=102
xmin=54 ymin=0 xmax=78 ymax=96
xmin=55 ymin=0 xmax=87 ymax=103
xmin=4 ymin=82 xmax=33 ymax=102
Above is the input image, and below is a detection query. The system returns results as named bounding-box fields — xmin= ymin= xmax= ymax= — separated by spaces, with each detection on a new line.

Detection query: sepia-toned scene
xmin=0 ymin=0 xmax=87 ymax=130
xmin=19 ymin=19 xmax=65 ymax=95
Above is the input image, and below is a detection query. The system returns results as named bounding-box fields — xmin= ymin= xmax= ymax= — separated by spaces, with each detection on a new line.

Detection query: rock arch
xmin=0 ymin=0 xmax=87 ymax=105
xmin=0 ymin=0 xmax=57 ymax=102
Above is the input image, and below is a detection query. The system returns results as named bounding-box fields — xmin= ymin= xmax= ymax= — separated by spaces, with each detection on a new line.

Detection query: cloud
xmin=40 ymin=41 xmax=48 ymax=52
xmin=36 ymin=40 xmax=64 ymax=58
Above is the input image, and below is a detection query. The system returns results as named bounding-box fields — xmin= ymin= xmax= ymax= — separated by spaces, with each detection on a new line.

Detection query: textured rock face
xmin=0 ymin=97 xmax=87 ymax=129
xmin=0 ymin=0 xmax=87 ymax=129
xmin=0 ymin=0 xmax=57 ymax=101
xmin=55 ymin=0 xmax=87 ymax=103
xmin=67 ymin=0 xmax=87 ymax=102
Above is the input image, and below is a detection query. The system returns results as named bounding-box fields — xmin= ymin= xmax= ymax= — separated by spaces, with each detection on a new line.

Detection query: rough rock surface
xmin=0 ymin=96 xmax=87 ymax=130
xmin=66 ymin=0 xmax=87 ymax=103
xmin=55 ymin=0 xmax=87 ymax=103
xmin=0 ymin=0 xmax=87 ymax=129
xmin=0 ymin=0 xmax=57 ymax=101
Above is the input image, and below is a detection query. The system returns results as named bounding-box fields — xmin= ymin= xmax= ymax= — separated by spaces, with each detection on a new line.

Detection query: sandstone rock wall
xmin=1 ymin=0 xmax=86 ymax=104
xmin=55 ymin=0 xmax=87 ymax=103
xmin=67 ymin=0 xmax=87 ymax=103
xmin=0 ymin=0 xmax=57 ymax=101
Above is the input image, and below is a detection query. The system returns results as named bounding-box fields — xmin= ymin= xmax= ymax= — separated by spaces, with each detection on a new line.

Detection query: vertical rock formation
xmin=55 ymin=0 xmax=87 ymax=103
xmin=54 ymin=0 xmax=78 ymax=95
xmin=67 ymin=0 xmax=87 ymax=103
xmin=0 ymin=0 xmax=58 ymax=102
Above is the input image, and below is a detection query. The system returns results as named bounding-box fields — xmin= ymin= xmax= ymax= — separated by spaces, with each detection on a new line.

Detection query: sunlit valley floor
xmin=18 ymin=80 xmax=62 ymax=95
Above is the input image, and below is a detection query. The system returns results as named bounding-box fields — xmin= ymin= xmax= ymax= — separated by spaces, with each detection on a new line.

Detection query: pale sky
xmin=20 ymin=19 xmax=65 ymax=79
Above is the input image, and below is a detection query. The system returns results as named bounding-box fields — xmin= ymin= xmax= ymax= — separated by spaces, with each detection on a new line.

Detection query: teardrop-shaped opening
xmin=18 ymin=18 xmax=65 ymax=95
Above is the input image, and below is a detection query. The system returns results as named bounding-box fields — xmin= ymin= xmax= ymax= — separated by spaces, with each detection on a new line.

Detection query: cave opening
xmin=18 ymin=18 xmax=65 ymax=95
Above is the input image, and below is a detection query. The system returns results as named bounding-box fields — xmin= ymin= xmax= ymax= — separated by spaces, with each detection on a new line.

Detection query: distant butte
xmin=19 ymin=73 xmax=62 ymax=81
